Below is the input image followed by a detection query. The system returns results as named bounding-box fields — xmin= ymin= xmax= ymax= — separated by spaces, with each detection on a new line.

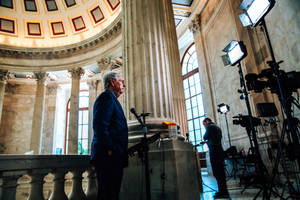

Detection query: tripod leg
xmin=253 ymin=188 xmax=262 ymax=200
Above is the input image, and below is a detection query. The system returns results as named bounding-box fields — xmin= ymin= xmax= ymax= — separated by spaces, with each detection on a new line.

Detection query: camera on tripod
xmin=245 ymin=68 xmax=300 ymax=94
xmin=232 ymin=114 xmax=261 ymax=128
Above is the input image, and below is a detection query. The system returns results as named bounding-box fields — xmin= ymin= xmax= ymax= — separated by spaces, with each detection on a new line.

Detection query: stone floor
xmin=200 ymin=169 xmax=295 ymax=200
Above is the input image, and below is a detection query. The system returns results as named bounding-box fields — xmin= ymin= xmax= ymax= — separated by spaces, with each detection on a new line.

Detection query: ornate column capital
xmin=97 ymin=58 xmax=112 ymax=70
xmin=0 ymin=70 xmax=11 ymax=83
xmin=189 ymin=15 xmax=201 ymax=34
xmin=87 ymin=79 xmax=98 ymax=90
xmin=34 ymin=72 xmax=48 ymax=85
xmin=46 ymin=84 xmax=58 ymax=95
xmin=68 ymin=67 xmax=85 ymax=80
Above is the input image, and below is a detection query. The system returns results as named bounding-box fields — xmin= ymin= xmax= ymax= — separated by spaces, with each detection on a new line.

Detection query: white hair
xmin=103 ymin=71 xmax=120 ymax=89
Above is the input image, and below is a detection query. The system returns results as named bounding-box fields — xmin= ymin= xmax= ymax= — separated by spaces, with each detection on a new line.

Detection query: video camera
xmin=233 ymin=114 xmax=261 ymax=128
xmin=245 ymin=68 xmax=300 ymax=94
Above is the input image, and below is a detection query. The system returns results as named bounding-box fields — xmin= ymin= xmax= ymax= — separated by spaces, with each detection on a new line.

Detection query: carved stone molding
xmin=47 ymin=84 xmax=58 ymax=95
xmin=87 ymin=79 xmax=98 ymax=91
xmin=97 ymin=58 xmax=112 ymax=71
xmin=0 ymin=70 xmax=10 ymax=82
xmin=34 ymin=72 xmax=48 ymax=85
xmin=68 ymin=68 xmax=85 ymax=79
xmin=189 ymin=15 xmax=201 ymax=34
xmin=5 ymin=83 xmax=17 ymax=94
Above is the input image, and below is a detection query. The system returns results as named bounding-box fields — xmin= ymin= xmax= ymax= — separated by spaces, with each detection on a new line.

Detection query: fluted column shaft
xmin=0 ymin=70 xmax=9 ymax=123
xmin=87 ymin=80 xmax=98 ymax=154
xmin=30 ymin=72 xmax=47 ymax=154
xmin=162 ymin=1 xmax=188 ymax=136
xmin=123 ymin=0 xmax=178 ymax=125
xmin=68 ymin=68 xmax=84 ymax=154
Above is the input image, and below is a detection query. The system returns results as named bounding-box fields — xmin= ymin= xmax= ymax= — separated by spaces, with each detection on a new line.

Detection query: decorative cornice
xmin=0 ymin=15 xmax=122 ymax=59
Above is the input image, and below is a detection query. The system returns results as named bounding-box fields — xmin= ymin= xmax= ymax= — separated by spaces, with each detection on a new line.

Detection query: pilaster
xmin=0 ymin=70 xmax=10 ymax=122
xmin=189 ymin=16 xmax=217 ymax=121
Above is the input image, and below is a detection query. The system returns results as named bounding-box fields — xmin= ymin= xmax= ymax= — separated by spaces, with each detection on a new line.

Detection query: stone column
xmin=30 ymin=72 xmax=47 ymax=154
xmin=68 ymin=68 xmax=84 ymax=154
xmin=189 ymin=17 xmax=217 ymax=121
xmin=123 ymin=0 xmax=175 ymax=128
xmin=87 ymin=79 xmax=98 ymax=154
xmin=41 ymin=84 xmax=58 ymax=154
xmin=122 ymin=0 xmax=201 ymax=199
xmin=163 ymin=1 xmax=188 ymax=136
xmin=0 ymin=70 xmax=10 ymax=123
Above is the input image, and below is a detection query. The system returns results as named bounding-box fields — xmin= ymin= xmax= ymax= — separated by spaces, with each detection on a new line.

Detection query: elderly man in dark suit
xmin=90 ymin=71 xmax=128 ymax=200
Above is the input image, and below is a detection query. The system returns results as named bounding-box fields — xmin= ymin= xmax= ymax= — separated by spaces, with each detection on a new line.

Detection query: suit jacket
xmin=203 ymin=123 xmax=225 ymax=160
xmin=90 ymin=89 xmax=128 ymax=167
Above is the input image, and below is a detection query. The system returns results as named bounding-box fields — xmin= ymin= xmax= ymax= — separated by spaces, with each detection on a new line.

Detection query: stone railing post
xmin=49 ymin=169 xmax=68 ymax=200
xmin=27 ymin=169 xmax=49 ymax=200
xmin=68 ymin=168 xmax=87 ymax=200
xmin=85 ymin=168 xmax=97 ymax=200
xmin=0 ymin=171 xmax=25 ymax=200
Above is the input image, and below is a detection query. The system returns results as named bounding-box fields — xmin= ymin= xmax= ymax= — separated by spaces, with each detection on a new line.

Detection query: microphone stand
xmin=130 ymin=108 xmax=151 ymax=200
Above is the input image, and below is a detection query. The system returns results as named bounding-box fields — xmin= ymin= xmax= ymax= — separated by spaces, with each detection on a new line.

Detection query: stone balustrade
xmin=0 ymin=155 xmax=96 ymax=200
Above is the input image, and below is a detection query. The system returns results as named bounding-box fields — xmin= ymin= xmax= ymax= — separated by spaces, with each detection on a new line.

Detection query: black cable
xmin=160 ymin=139 xmax=166 ymax=199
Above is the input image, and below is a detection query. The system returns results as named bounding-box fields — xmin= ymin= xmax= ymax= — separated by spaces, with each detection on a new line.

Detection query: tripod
xmin=130 ymin=108 xmax=152 ymax=200
xmin=236 ymin=62 xmax=280 ymax=200
xmin=256 ymin=19 xmax=300 ymax=199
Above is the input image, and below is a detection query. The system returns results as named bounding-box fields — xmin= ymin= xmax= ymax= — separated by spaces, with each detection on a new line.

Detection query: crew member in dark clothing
xmin=201 ymin=117 xmax=229 ymax=199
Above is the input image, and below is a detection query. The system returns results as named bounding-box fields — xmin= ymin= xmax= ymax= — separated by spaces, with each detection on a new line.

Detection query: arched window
xmin=65 ymin=90 xmax=89 ymax=154
xmin=182 ymin=43 xmax=206 ymax=151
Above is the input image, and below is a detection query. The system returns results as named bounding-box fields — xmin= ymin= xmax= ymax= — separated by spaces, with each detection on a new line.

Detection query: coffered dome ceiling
xmin=0 ymin=0 xmax=121 ymax=48
xmin=0 ymin=0 xmax=198 ymax=72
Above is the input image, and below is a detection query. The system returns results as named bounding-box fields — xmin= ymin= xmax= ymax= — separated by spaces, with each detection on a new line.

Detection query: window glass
xmin=182 ymin=44 xmax=207 ymax=152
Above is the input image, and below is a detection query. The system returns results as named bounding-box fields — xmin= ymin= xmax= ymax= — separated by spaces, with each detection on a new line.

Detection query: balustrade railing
xmin=0 ymin=155 xmax=97 ymax=200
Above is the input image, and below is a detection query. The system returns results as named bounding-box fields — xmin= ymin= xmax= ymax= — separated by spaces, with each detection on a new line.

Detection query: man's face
xmin=203 ymin=121 xmax=208 ymax=128
xmin=111 ymin=74 xmax=126 ymax=97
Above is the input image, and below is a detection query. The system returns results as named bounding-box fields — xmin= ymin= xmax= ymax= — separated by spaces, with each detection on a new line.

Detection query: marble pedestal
xmin=121 ymin=139 xmax=202 ymax=200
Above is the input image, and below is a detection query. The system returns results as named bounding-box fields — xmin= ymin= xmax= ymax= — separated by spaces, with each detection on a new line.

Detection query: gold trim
xmin=87 ymin=2 xmax=107 ymax=27
xmin=23 ymin=19 xmax=45 ymax=38
xmin=47 ymin=18 xmax=68 ymax=38
xmin=21 ymin=0 xmax=41 ymax=15
xmin=0 ymin=14 xmax=18 ymax=36
xmin=68 ymin=13 xmax=89 ymax=34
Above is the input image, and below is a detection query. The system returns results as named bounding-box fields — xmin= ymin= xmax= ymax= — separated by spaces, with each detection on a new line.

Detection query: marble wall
xmin=191 ymin=0 xmax=299 ymax=171
xmin=0 ymin=81 xmax=36 ymax=154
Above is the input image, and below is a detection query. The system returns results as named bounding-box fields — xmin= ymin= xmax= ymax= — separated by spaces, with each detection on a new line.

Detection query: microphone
xmin=130 ymin=108 xmax=144 ymax=126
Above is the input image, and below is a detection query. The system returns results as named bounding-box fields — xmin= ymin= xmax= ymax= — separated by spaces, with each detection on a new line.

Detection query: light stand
xmin=130 ymin=108 xmax=151 ymax=200
xmin=217 ymin=103 xmax=232 ymax=146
